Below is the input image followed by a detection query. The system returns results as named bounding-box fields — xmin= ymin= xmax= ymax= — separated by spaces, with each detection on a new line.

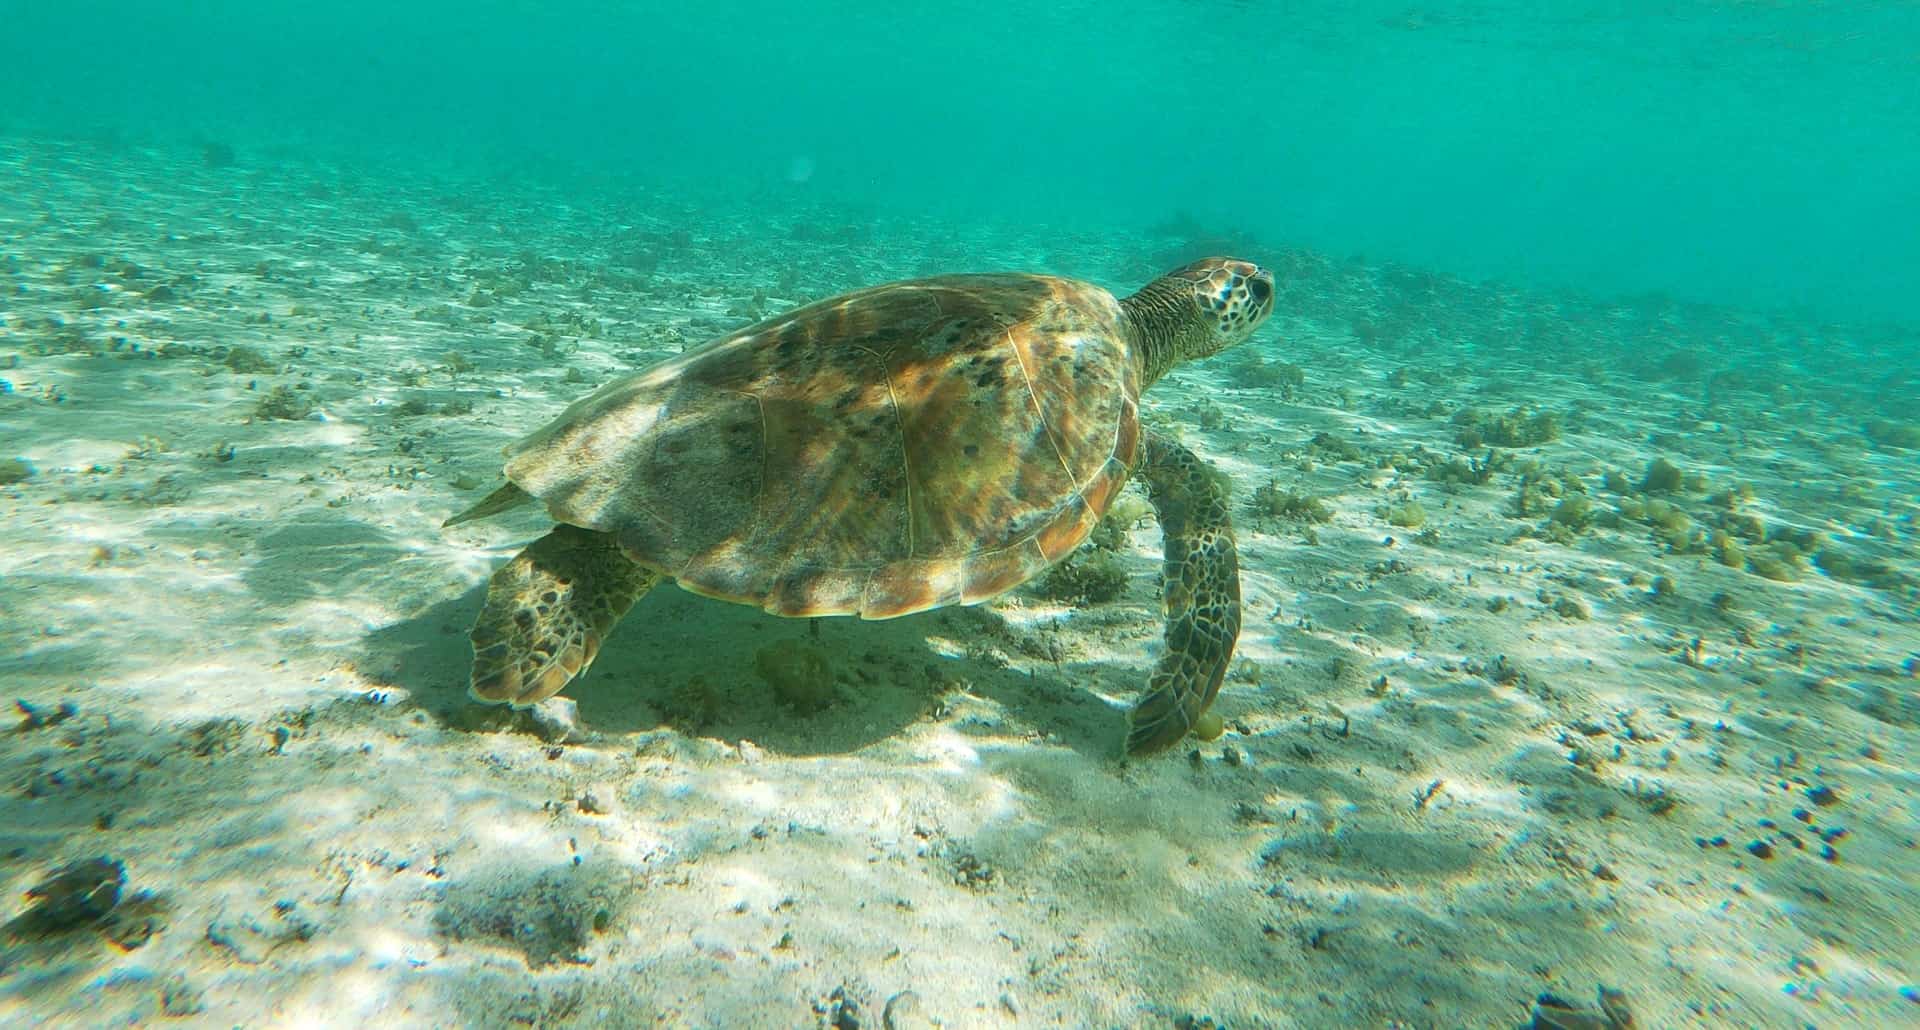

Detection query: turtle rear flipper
xmin=443 ymin=481 xmax=533 ymax=528
xmin=469 ymin=525 xmax=660 ymax=706
xmin=1126 ymin=432 xmax=1242 ymax=755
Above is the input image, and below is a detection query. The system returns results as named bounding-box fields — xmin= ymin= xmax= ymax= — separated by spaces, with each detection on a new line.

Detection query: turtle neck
xmin=1121 ymin=278 xmax=1198 ymax=390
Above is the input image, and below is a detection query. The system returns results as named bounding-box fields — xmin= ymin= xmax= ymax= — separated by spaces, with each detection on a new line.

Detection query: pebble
xmin=528 ymin=697 xmax=584 ymax=743
xmin=17 ymin=857 xmax=123 ymax=932
xmin=206 ymin=915 xmax=272 ymax=964
xmin=160 ymin=974 xmax=204 ymax=1016
xmin=882 ymin=991 xmax=933 ymax=1030
xmin=577 ymin=786 xmax=611 ymax=815
xmin=15 ymin=698 xmax=78 ymax=730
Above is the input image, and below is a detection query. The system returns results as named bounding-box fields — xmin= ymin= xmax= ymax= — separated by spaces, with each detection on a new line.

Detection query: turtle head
xmin=1172 ymin=257 xmax=1274 ymax=354
xmin=1125 ymin=257 xmax=1276 ymax=385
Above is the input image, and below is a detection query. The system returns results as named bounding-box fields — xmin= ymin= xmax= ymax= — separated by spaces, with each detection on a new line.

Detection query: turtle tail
xmin=444 ymin=481 xmax=534 ymax=528
xmin=468 ymin=525 xmax=660 ymax=706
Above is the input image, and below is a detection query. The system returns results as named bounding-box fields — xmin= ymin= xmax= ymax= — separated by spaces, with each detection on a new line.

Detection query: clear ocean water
xmin=6 ymin=1 xmax=1918 ymax=324
xmin=2 ymin=4 xmax=1917 ymax=1027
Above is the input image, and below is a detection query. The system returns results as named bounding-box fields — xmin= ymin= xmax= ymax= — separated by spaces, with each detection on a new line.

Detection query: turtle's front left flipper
xmin=1126 ymin=432 xmax=1242 ymax=755
xmin=468 ymin=524 xmax=660 ymax=707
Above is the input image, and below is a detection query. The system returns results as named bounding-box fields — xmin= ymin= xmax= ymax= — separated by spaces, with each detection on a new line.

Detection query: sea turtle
xmin=445 ymin=257 xmax=1276 ymax=754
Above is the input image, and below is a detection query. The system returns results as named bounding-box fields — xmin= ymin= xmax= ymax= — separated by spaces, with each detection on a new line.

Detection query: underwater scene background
xmin=1 ymin=2 xmax=1916 ymax=1026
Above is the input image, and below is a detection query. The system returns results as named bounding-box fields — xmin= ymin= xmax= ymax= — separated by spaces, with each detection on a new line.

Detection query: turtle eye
xmin=1249 ymin=277 xmax=1271 ymax=303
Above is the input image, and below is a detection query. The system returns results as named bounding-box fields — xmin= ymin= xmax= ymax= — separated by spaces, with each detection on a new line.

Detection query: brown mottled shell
xmin=500 ymin=274 xmax=1142 ymax=618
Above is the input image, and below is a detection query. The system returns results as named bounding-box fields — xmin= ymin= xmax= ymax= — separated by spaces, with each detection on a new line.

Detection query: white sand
xmin=1 ymin=136 xmax=1915 ymax=1028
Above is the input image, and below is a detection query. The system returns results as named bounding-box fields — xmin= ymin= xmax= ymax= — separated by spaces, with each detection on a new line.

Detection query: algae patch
xmin=754 ymin=639 xmax=839 ymax=714
xmin=1248 ymin=480 xmax=1333 ymax=523
xmin=1638 ymin=457 xmax=1685 ymax=494
xmin=253 ymin=384 xmax=315 ymax=421
xmin=1452 ymin=405 xmax=1560 ymax=449
xmin=1033 ymin=550 xmax=1131 ymax=605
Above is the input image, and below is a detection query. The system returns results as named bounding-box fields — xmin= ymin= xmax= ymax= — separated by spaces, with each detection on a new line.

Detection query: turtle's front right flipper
xmin=1126 ymin=432 xmax=1242 ymax=755
xmin=469 ymin=525 xmax=660 ymax=706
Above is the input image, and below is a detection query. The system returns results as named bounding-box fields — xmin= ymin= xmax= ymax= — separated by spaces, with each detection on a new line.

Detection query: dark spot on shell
xmin=963 ymin=444 xmax=980 ymax=457
xmin=541 ymin=591 xmax=559 ymax=604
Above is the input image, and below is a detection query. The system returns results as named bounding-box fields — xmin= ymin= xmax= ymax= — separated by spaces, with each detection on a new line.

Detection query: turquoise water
xmin=5 ymin=4 xmax=1920 ymax=1026
xmin=6 ymin=1 xmax=1918 ymax=324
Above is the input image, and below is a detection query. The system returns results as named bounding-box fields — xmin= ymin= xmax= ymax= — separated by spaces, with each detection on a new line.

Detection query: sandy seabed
xmin=0 ymin=136 xmax=1916 ymax=1028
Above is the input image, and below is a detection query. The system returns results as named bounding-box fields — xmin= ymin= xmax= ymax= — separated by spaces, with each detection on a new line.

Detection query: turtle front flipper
xmin=469 ymin=525 xmax=660 ymax=707
xmin=1126 ymin=432 xmax=1242 ymax=755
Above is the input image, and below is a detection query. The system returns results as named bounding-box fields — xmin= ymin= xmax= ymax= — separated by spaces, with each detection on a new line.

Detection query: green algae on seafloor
xmin=1639 ymin=456 xmax=1685 ymax=494
xmin=1192 ymin=710 xmax=1226 ymax=741
xmin=1452 ymin=404 xmax=1560 ymax=449
xmin=1510 ymin=466 xmax=1559 ymax=518
xmin=666 ymin=674 xmax=728 ymax=729
xmin=1228 ymin=352 xmax=1306 ymax=398
xmin=1747 ymin=544 xmax=1803 ymax=582
xmin=1549 ymin=493 xmax=1594 ymax=531
xmin=1710 ymin=529 xmax=1746 ymax=569
xmin=754 ymin=639 xmax=839 ymax=715
xmin=1383 ymin=500 xmax=1427 ymax=529
xmin=1033 ymin=549 xmax=1131 ymax=606
xmin=1247 ymin=480 xmax=1333 ymax=523
xmin=1863 ymin=418 xmax=1920 ymax=450
xmin=1429 ymin=451 xmax=1503 ymax=487
xmin=222 ymin=344 xmax=278 ymax=374
xmin=1307 ymin=431 xmax=1365 ymax=463
xmin=253 ymin=384 xmax=315 ymax=421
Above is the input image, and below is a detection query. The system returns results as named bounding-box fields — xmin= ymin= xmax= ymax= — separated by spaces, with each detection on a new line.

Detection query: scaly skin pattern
xmin=1125 ymin=431 xmax=1243 ymax=755
xmin=469 ymin=524 xmax=661 ymax=707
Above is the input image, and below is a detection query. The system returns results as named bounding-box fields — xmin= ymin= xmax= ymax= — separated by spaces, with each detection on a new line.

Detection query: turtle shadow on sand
xmin=203 ymin=503 xmax=1136 ymax=759
xmin=358 ymin=579 xmax=1132 ymax=758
